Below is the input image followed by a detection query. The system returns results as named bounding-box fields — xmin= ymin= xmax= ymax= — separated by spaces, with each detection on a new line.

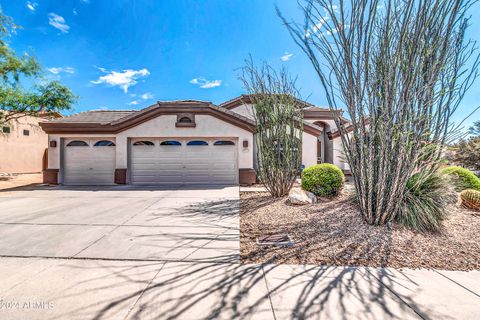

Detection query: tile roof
xmin=46 ymin=101 xmax=257 ymax=126
xmin=47 ymin=110 xmax=137 ymax=124
xmin=219 ymin=94 xmax=330 ymax=111
xmin=42 ymin=98 xmax=329 ymax=136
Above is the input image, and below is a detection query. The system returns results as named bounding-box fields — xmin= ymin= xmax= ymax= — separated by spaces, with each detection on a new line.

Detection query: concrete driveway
xmin=0 ymin=186 xmax=479 ymax=320
xmin=0 ymin=185 xmax=239 ymax=262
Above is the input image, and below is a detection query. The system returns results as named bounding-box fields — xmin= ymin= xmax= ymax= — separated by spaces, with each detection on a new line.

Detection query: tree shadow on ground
xmin=37 ymin=198 xmax=445 ymax=320
xmin=49 ymin=257 xmax=440 ymax=320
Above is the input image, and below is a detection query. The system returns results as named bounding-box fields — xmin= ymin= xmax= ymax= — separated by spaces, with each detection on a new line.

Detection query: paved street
xmin=0 ymin=185 xmax=478 ymax=319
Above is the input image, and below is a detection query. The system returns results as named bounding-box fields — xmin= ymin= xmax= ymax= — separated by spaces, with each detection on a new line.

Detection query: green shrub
xmin=301 ymin=164 xmax=344 ymax=196
xmin=396 ymin=171 xmax=456 ymax=232
xmin=441 ymin=166 xmax=480 ymax=191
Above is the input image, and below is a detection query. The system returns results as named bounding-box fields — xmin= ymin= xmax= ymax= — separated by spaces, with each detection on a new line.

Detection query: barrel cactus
xmin=460 ymin=189 xmax=480 ymax=211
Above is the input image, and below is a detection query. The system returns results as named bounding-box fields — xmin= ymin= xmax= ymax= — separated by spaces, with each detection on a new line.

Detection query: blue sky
xmin=1 ymin=0 xmax=479 ymax=129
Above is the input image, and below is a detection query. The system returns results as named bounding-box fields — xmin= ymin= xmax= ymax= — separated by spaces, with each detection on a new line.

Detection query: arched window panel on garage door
xmin=187 ymin=140 xmax=208 ymax=146
xmin=160 ymin=140 xmax=182 ymax=146
xmin=133 ymin=141 xmax=155 ymax=146
xmin=94 ymin=140 xmax=116 ymax=147
xmin=214 ymin=140 xmax=235 ymax=146
xmin=66 ymin=140 xmax=89 ymax=147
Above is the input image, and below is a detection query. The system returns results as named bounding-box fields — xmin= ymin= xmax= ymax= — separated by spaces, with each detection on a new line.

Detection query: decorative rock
xmin=288 ymin=187 xmax=317 ymax=205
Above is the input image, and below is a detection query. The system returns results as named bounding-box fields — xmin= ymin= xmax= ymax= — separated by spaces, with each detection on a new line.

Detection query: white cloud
xmin=73 ymin=8 xmax=78 ymax=15
xmin=47 ymin=67 xmax=75 ymax=74
xmin=48 ymin=13 xmax=70 ymax=33
xmin=280 ymin=52 xmax=293 ymax=62
xmin=94 ymin=66 xmax=107 ymax=73
xmin=329 ymin=5 xmax=339 ymax=12
xmin=91 ymin=68 xmax=150 ymax=93
xmin=26 ymin=1 xmax=38 ymax=12
xmin=312 ymin=16 xmax=330 ymax=33
xmin=140 ymin=92 xmax=154 ymax=100
xmin=306 ymin=16 xmax=330 ymax=38
xmin=190 ymin=77 xmax=222 ymax=89
xmin=128 ymin=100 xmax=140 ymax=105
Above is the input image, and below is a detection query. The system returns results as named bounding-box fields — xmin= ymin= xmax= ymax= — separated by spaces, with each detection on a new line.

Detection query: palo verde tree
xmin=448 ymin=119 xmax=480 ymax=170
xmin=469 ymin=120 xmax=480 ymax=136
xmin=239 ymin=59 xmax=304 ymax=197
xmin=280 ymin=0 xmax=479 ymax=225
xmin=0 ymin=10 xmax=75 ymax=125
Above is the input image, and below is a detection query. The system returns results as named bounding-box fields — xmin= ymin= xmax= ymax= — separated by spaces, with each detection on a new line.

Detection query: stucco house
xmin=39 ymin=95 xmax=349 ymax=186
xmin=0 ymin=113 xmax=61 ymax=174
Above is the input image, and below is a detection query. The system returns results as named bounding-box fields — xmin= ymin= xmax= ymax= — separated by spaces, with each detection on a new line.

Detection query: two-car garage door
xmin=62 ymin=137 xmax=238 ymax=185
xmin=130 ymin=138 xmax=238 ymax=185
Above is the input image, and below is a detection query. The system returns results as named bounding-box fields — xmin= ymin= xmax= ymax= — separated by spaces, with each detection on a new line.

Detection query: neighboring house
xmin=39 ymin=95 xmax=349 ymax=186
xmin=0 ymin=113 xmax=61 ymax=174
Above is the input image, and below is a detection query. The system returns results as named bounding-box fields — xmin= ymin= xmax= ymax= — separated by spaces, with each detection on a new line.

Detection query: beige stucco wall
xmin=230 ymin=104 xmax=255 ymax=120
xmin=0 ymin=116 xmax=48 ymax=173
xmin=302 ymin=132 xmax=318 ymax=168
xmin=332 ymin=136 xmax=350 ymax=170
xmin=228 ymin=103 xmax=348 ymax=169
xmin=47 ymin=114 xmax=254 ymax=171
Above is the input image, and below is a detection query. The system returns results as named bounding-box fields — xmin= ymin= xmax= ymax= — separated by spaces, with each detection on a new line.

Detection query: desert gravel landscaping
xmin=240 ymin=189 xmax=480 ymax=271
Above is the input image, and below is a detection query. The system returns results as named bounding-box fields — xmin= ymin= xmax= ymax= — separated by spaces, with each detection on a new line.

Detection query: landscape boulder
xmin=288 ymin=187 xmax=317 ymax=205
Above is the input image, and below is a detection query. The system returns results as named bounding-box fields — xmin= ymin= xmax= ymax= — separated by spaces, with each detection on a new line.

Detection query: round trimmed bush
xmin=301 ymin=164 xmax=345 ymax=196
xmin=441 ymin=166 xmax=480 ymax=191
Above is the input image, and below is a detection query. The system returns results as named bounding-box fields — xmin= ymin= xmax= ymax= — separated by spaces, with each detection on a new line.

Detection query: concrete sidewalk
xmin=0 ymin=257 xmax=479 ymax=319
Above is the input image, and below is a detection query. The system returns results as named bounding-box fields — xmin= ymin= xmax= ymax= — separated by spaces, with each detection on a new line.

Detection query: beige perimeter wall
xmin=0 ymin=116 xmax=47 ymax=174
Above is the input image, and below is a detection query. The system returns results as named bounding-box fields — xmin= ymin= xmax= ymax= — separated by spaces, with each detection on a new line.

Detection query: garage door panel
xmin=132 ymin=163 xmax=158 ymax=170
xmin=185 ymin=162 xmax=211 ymax=170
xmin=130 ymin=138 xmax=237 ymax=185
xmin=63 ymin=141 xmax=115 ymax=185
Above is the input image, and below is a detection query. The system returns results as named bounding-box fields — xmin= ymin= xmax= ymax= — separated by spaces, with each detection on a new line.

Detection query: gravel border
xmin=240 ymin=190 xmax=480 ymax=271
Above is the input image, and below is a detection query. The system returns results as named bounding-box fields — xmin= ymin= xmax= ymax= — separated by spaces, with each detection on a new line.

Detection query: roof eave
xmin=40 ymin=103 xmax=256 ymax=134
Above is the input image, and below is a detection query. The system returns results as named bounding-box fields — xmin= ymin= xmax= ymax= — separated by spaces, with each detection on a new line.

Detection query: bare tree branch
xmin=279 ymin=0 xmax=479 ymax=224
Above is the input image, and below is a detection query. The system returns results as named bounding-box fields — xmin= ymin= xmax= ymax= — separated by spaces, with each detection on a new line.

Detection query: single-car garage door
xmin=130 ymin=138 xmax=237 ymax=185
xmin=63 ymin=139 xmax=116 ymax=185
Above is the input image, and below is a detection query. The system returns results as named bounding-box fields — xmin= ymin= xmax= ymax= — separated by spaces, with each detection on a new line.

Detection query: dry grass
xmin=240 ymin=188 xmax=480 ymax=271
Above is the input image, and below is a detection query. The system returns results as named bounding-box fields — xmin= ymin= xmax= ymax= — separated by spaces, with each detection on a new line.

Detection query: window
xmin=160 ymin=140 xmax=181 ymax=146
xmin=2 ymin=127 xmax=10 ymax=134
xmin=178 ymin=117 xmax=192 ymax=123
xmin=66 ymin=140 xmax=89 ymax=147
xmin=23 ymin=129 xmax=29 ymax=136
xmin=187 ymin=140 xmax=208 ymax=146
xmin=133 ymin=141 xmax=154 ymax=146
xmin=94 ymin=140 xmax=115 ymax=146
xmin=214 ymin=140 xmax=235 ymax=146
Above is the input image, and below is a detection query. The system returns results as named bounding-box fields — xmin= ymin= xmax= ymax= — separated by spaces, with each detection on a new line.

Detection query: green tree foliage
xmin=0 ymin=10 xmax=75 ymax=124
xmin=469 ymin=120 xmax=480 ymax=136
xmin=448 ymin=137 xmax=480 ymax=171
